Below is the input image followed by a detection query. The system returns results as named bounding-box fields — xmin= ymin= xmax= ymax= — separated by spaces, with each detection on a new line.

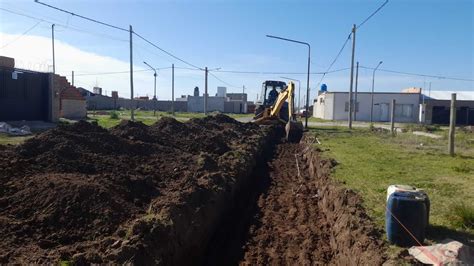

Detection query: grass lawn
xmin=306 ymin=116 xmax=330 ymax=123
xmin=309 ymin=126 xmax=474 ymax=247
xmin=87 ymin=110 xmax=253 ymax=129
xmin=0 ymin=134 xmax=33 ymax=145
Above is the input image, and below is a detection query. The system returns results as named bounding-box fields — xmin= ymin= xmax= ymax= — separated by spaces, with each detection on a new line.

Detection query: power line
xmin=132 ymin=31 xmax=202 ymax=70
xmin=359 ymin=66 xmax=474 ymax=82
xmin=316 ymin=0 xmax=389 ymax=88
xmin=34 ymin=0 xmax=128 ymax=32
xmin=61 ymin=67 xmax=172 ymax=77
xmin=208 ymin=72 xmax=240 ymax=88
xmin=357 ymin=0 xmax=389 ymax=29
xmin=0 ymin=7 xmax=128 ymax=43
xmin=211 ymin=68 xmax=349 ymax=75
xmin=0 ymin=20 xmax=43 ymax=49
xmin=315 ymin=33 xmax=352 ymax=88
xmin=33 ymin=1 xmax=203 ymax=71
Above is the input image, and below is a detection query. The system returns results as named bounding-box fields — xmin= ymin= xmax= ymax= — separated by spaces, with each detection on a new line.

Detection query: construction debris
xmin=0 ymin=122 xmax=32 ymax=136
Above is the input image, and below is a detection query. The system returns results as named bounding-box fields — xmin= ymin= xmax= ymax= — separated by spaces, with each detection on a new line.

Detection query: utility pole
xmin=390 ymin=99 xmax=396 ymax=136
xmin=448 ymin=93 xmax=456 ymax=156
xmin=429 ymin=82 xmax=432 ymax=98
xmin=52 ymin=24 xmax=55 ymax=74
xmin=242 ymin=85 xmax=245 ymax=113
xmin=143 ymin=61 xmax=157 ymax=115
xmin=153 ymin=71 xmax=157 ymax=115
xmin=72 ymin=71 xmax=74 ymax=86
xmin=354 ymin=62 xmax=359 ymax=121
xmin=129 ymin=25 xmax=134 ymax=121
xmin=305 ymin=46 xmax=311 ymax=129
xmin=348 ymin=24 xmax=356 ymax=129
xmin=370 ymin=61 xmax=383 ymax=123
xmin=172 ymin=64 xmax=175 ymax=115
xmin=204 ymin=67 xmax=208 ymax=115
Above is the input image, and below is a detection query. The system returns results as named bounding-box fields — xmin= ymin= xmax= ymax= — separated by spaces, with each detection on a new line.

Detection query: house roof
xmin=424 ymin=91 xmax=474 ymax=101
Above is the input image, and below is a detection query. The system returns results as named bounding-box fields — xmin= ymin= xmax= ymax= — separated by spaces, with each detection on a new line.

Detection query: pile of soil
xmin=0 ymin=115 xmax=274 ymax=264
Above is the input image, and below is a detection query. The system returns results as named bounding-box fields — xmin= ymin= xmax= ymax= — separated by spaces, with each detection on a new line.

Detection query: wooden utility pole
xmin=391 ymin=99 xmax=396 ymax=135
xmin=171 ymin=64 xmax=175 ymax=115
xmin=354 ymin=61 xmax=359 ymax=121
xmin=449 ymin=93 xmax=456 ymax=156
xmin=129 ymin=25 xmax=135 ymax=121
xmin=242 ymin=85 xmax=245 ymax=114
xmin=52 ymin=24 xmax=55 ymax=74
xmin=204 ymin=67 xmax=208 ymax=115
xmin=72 ymin=71 xmax=74 ymax=86
xmin=348 ymin=24 xmax=356 ymax=129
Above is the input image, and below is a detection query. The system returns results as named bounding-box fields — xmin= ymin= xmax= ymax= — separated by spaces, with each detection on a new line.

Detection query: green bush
xmin=109 ymin=111 xmax=119 ymax=120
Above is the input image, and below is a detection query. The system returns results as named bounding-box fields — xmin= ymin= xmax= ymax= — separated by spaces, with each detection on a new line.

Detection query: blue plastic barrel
xmin=386 ymin=191 xmax=428 ymax=247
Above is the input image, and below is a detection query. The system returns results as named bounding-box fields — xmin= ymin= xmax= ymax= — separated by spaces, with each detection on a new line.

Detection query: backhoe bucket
xmin=285 ymin=121 xmax=303 ymax=143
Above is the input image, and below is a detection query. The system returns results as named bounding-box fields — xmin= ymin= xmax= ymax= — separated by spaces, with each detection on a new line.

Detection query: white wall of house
xmin=314 ymin=92 xmax=420 ymax=123
xmin=314 ymin=93 xmax=334 ymax=120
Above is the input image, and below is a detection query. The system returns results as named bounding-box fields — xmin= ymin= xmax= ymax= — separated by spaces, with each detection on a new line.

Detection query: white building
xmin=217 ymin=86 xmax=227 ymax=97
xmin=314 ymin=91 xmax=421 ymax=123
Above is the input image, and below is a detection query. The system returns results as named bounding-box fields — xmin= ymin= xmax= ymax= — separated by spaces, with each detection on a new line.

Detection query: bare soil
xmin=205 ymin=139 xmax=387 ymax=265
xmin=0 ymin=116 xmax=387 ymax=265
xmin=0 ymin=115 xmax=274 ymax=264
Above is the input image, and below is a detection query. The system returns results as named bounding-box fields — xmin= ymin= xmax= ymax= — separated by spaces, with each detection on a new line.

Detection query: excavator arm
xmin=270 ymin=82 xmax=295 ymax=119
xmin=254 ymin=81 xmax=303 ymax=142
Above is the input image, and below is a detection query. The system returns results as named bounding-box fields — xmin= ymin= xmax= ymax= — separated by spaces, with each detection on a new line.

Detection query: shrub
xmin=109 ymin=111 xmax=119 ymax=120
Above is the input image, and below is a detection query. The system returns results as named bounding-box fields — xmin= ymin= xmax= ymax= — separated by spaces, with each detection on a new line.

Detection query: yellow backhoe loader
xmin=253 ymin=80 xmax=303 ymax=142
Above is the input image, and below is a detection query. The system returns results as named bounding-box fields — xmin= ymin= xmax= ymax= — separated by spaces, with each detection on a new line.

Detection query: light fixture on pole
xmin=370 ymin=61 xmax=383 ymax=123
xmin=143 ymin=61 xmax=157 ymax=116
xmin=280 ymin=76 xmax=301 ymax=115
xmin=267 ymin=34 xmax=311 ymax=128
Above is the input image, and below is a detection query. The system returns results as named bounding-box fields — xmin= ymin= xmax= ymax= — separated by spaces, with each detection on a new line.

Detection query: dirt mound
xmin=148 ymin=115 xmax=260 ymax=155
xmin=0 ymin=115 xmax=273 ymax=264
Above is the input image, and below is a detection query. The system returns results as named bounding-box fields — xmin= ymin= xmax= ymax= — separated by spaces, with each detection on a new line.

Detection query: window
xmin=395 ymin=104 xmax=413 ymax=118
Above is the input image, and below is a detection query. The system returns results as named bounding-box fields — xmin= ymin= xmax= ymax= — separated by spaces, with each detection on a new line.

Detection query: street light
xmin=370 ymin=61 xmax=383 ymax=123
xmin=267 ymin=34 xmax=311 ymax=128
xmin=143 ymin=61 xmax=157 ymax=116
xmin=280 ymin=76 xmax=300 ymax=116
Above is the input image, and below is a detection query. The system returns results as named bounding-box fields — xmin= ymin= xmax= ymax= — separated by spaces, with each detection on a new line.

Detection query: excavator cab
xmin=253 ymin=80 xmax=303 ymax=142
xmin=255 ymin=81 xmax=290 ymax=122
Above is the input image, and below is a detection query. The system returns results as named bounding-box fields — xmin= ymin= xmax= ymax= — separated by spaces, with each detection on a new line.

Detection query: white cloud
xmin=0 ymin=32 xmax=204 ymax=99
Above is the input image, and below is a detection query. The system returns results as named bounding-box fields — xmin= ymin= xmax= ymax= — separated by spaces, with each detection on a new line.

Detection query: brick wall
xmin=61 ymin=99 xmax=87 ymax=119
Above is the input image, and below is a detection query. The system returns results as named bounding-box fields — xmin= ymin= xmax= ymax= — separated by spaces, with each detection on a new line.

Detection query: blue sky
xmin=0 ymin=0 xmax=473 ymax=102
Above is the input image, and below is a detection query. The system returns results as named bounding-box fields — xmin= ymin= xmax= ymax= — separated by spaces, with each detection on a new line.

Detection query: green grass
xmin=0 ymin=133 xmax=32 ymax=145
xmin=309 ymin=126 xmax=474 ymax=244
xmin=87 ymin=110 xmax=253 ymax=129
xmin=450 ymin=202 xmax=474 ymax=230
xmin=307 ymin=116 xmax=330 ymax=123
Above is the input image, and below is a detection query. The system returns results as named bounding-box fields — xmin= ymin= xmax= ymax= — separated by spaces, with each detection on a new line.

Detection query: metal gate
xmin=0 ymin=68 xmax=49 ymax=121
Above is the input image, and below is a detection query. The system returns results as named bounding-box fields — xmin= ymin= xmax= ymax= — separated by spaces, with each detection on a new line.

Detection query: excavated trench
xmin=0 ymin=116 xmax=386 ymax=264
xmin=204 ymin=137 xmax=387 ymax=265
